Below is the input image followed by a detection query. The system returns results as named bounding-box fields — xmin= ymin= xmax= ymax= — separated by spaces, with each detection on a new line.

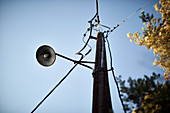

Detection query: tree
xmin=127 ymin=0 xmax=170 ymax=80
xmin=117 ymin=73 xmax=170 ymax=113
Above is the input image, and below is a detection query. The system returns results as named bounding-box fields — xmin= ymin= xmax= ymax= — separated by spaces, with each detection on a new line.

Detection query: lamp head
xmin=36 ymin=45 xmax=56 ymax=67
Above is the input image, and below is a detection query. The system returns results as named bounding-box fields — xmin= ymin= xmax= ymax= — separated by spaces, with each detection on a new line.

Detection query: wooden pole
xmin=92 ymin=32 xmax=113 ymax=113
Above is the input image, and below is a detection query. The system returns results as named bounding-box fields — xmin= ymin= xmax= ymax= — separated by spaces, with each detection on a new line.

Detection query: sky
xmin=0 ymin=0 xmax=165 ymax=113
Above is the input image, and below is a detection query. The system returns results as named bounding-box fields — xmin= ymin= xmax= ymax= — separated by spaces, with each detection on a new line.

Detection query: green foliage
xmin=127 ymin=0 xmax=170 ymax=80
xmin=117 ymin=73 xmax=170 ymax=113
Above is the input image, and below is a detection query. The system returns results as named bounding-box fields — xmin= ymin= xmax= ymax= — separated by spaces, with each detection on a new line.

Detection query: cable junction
xmin=76 ymin=0 xmax=101 ymax=56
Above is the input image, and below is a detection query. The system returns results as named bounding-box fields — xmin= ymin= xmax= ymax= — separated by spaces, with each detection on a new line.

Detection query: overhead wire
xmin=31 ymin=1 xmax=103 ymax=112
xmin=76 ymin=0 xmax=100 ymax=56
xmin=31 ymin=55 xmax=84 ymax=113
xmin=105 ymin=34 xmax=126 ymax=113
xmin=31 ymin=0 xmax=153 ymax=112
xmin=108 ymin=0 xmax=152 ymax=33
xmin=76 ymin=23 xmax=93 ymax=56
xmin=102 ymin=1 xmax=153 ymax=112
xmin=31 ymin=24 xmax=96 ymax=112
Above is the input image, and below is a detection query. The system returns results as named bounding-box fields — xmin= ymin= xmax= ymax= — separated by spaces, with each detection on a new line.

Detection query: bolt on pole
xmin=92 ymin=32 xmax=113 ymax=113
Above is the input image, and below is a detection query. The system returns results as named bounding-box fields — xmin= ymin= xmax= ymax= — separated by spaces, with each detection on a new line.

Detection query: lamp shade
xmin=36 ymin=45 xmax=56 ymax=66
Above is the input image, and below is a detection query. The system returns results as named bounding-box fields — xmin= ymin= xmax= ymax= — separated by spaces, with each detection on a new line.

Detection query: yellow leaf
xmin=153 ymin=49 xmax=157 ymax=55
xmin=143 ymin=22 xmax=146 ymax=25
xmin=146 ymin=46 xmax=150 ymax=49
xmin=127 ymin=32 xmax=131 ymax=38
xmin=132 ymin=108 xmax=136 ymax=113
xmin=152 ymin=18 xmax=156 ymax=25
xmin=145 ymin=36 xmax=149 ymax=41
xmin=142 ymin=27 xmax=145 ymax=31
xmin=153 ymin=59 xmax=158 ymax=66
xmin=130 ymin=39 xmax=133 ymax=42
xmin=154 ymin=3 xmax=159 ymax=11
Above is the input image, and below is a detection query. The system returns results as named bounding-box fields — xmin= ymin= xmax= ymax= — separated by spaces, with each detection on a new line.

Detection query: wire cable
xmin=76 ymin=23 xmax=94 ymax=56
xmin=76 ymin=0 xmax=100 ymax=56
xmin=105 ymin=35 xmax=127 ymax=113
xmin=31 ymin=56 xmax=84 ymax=113
xmin=109 ymin=0 xmax=152 ymax=33
xmin=101 ymin=1 xmax=152 ymax=112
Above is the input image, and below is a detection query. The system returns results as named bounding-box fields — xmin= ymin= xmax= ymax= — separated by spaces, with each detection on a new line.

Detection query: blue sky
xmin=0 ymin=0 xmax=164 ymax=113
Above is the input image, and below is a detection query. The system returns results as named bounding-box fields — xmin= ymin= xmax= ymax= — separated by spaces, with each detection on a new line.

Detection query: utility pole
xmin=92 ymin=32 xmax=113 ymax=113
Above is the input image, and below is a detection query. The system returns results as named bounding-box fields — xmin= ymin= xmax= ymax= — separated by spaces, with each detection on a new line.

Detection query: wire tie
xmin=108 ymin=67 xmax=114 ymax=71
xmin=92 ymin=67 xmax=109 ymax=78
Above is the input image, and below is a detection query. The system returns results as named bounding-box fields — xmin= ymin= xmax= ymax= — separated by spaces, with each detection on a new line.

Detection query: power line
xmin=76 ymin=0 xmax=100 ymax=56
xmin=101 ymin=1 xmax=152 ymax=112
xmin=31 ymin=55 xmax=84 ymax=113
xmin=76 ymin=26 xmax=92 ymax=56
xmin=105 ymin=35 xmax=127 ymax=113
xmin=108 ymin=0 xmax=152 ymax=33
xmin=32 ymin=0 xmax=153 ymax=112
xmin=32 ymin=1 xmax=102 ymax=111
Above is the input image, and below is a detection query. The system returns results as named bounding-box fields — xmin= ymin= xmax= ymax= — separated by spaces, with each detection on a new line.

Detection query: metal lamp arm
xmin=55 ymin=53 xmax=93 ymax=70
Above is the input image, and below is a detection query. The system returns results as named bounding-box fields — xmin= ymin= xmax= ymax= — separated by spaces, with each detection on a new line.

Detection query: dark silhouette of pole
xmin=92 ymin=32 xmax=113 ymax=113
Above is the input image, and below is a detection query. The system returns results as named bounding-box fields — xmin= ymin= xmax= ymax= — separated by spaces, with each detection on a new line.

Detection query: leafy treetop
xmin=127 ymin=0 xmax=170 ymax=80
xmin=117 ymin=73 xmax=170 ymax=113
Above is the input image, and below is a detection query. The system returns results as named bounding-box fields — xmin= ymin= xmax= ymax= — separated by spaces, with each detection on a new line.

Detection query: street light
xmin=36 ymin=45 xmax=94 ymax=69
xmin=36 ymin=45 xmax=56 ymax=67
